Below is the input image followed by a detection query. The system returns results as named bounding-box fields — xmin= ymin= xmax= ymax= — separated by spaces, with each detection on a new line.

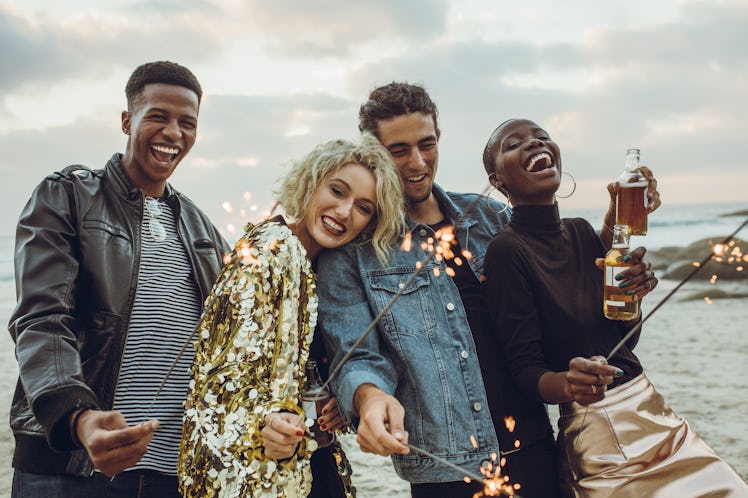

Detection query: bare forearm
xmin=537 ymin=371 xmax=572 ymax=404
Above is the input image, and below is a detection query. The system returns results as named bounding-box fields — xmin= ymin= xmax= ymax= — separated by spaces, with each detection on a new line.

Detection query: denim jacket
xmin=316 ymin=184 xmax=510 ymax=483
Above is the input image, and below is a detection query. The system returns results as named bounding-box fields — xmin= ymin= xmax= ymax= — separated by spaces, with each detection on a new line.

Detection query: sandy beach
xmin=0 ymin=274 xmax=746 ymax=496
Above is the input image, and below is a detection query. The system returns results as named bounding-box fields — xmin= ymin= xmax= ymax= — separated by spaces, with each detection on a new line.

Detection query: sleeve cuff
xmin=335 ymin=371 xmax=395 ymax=427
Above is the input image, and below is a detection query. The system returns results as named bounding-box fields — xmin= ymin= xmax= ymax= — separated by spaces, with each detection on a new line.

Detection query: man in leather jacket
xmin=8 ymin=61 xmax=228 ymax=497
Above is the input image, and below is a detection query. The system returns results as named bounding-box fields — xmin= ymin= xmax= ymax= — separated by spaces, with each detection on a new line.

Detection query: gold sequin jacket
xmin=179 ymin=219 xmax=317 ymax=498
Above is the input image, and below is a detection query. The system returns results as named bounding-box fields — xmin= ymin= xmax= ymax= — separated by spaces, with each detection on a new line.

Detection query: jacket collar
xmin=104 ymin=153 xmax=177 ymax=203
xmin=405 ymin=183 xmax=477 ymax=231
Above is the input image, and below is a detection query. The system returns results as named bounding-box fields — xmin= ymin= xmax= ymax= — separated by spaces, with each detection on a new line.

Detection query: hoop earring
xmin=556 ymin=171 xmax=577 ymax=199
xmin=485 ymin=185 xmax=510 ymax=215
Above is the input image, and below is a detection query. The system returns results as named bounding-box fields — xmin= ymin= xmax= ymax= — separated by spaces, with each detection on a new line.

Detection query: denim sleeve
xmin=315 ymin=247 xmax=398 ymax=426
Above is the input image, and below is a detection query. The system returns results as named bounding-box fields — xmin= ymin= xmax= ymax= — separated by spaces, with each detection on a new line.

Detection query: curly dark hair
xmin=125 ymin=61 xmax=202 ymax=111
xmin=358 ymin=82 xmax=439 ymax=137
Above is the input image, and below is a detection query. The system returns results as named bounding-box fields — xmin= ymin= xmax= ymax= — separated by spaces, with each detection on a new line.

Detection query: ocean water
xmin=563 ymin=201 xmax=747 ymax=251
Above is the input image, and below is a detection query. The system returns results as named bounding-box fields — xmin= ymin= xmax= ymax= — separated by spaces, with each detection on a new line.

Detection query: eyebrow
xmin=385 ymin=134 xmax=437 ymax=150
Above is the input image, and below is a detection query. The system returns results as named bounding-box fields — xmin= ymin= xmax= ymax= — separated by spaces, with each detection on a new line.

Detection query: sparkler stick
xmin=606 ymin=216 xmax=748 ymax=361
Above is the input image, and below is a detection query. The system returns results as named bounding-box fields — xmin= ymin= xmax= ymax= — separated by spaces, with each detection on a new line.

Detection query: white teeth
xmin=407 ymin=174 xmax=426 ymax=182
xmin=323 ymin=216 xmax=344 ymax=233
xmin=527 ymin=153 xmax=552 ymax=172
xmin=152 ymin=144 xmax=178 ymax=155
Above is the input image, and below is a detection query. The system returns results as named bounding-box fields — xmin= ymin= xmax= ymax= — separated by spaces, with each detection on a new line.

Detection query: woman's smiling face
xmin=296 ymin=162 xmax=378 ymax=257
xmin=490 ymin=118 xmax=562 ymax=206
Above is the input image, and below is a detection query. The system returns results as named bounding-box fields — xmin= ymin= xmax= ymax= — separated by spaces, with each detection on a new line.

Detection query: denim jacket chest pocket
xmin=367 ymin=269 xmax=437 ymax=337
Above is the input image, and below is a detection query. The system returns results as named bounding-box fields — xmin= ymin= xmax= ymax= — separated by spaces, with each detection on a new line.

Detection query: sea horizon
xmin=1 ymin=200 xmax=746 ymax=283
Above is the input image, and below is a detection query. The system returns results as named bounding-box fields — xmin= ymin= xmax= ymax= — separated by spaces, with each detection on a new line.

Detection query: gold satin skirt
xmin=557 ymin=373 xmax=748 ymax=498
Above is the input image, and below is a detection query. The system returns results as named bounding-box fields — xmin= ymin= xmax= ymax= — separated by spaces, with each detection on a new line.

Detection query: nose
xmin=335 ymin=199 xmax=353 ymax=220
xmin=523 ymin=137 xmax=543 ymax=150
xmin=163 ymin=119 xmax=182 ymax=141
xmin=408 ymin=147 xmax=426 ymax=168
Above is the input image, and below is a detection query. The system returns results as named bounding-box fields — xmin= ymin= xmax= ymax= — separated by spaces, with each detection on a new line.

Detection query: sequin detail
xmin=179 ymin=220 xmax=317 ymax=497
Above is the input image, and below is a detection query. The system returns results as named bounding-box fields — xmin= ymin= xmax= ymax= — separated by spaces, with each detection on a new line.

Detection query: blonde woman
xmin=179 ymin=134 xmax=405 ymax=498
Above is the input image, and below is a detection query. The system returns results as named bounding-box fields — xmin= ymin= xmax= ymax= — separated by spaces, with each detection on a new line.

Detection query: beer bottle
xmin=603 ymin=224 xmax=640 ymax=320
xmin=301 ymin=359 xmax=334 ymax=449
xmin=615 ymin=148 xmax=648 ymax=235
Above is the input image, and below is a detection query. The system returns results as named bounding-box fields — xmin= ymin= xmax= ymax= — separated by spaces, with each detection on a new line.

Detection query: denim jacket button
xmin=460 ymin=350 xmax=469 ymax=359
xmin=418 ymin=228 xmax=428 ymax=237
xmin=472 ymin=402 xmax=482 ymax=411
xmin=446 ymin=302 xmax=455 ymax=311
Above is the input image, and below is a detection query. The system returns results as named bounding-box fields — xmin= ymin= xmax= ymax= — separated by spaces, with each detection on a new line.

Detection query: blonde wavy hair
xmin=275 ymin=133 xmax=405 ymax=264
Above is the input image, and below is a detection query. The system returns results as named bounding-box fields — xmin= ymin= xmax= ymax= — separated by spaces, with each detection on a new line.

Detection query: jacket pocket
xmin=81 ymin=220 xmax=131 ymax=241
xmin=367 ymin=270 xmax=437 ymax=337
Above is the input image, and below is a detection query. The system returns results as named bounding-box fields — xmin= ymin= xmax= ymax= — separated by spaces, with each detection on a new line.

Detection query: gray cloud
xmin=241 ymin=0 xmax=448 ymax=57
xmin=0 ymin=1 xmax=225 ymax=94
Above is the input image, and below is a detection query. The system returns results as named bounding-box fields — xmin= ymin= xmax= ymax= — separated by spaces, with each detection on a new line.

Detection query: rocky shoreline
xmin=647 ymin=236 xmax=747 ymax=301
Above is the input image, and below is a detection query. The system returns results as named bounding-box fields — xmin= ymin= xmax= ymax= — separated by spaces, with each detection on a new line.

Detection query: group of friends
xmin=9 ymin=61 xmax=748 ymax=498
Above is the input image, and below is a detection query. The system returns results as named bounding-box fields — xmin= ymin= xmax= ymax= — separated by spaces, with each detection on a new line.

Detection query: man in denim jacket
xmin=316 ymin=83 xmax=510 ymax=497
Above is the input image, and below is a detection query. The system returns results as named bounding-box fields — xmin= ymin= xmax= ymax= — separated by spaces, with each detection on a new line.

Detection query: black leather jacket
xmin=8 ymin=153 xmax=228 ymax=476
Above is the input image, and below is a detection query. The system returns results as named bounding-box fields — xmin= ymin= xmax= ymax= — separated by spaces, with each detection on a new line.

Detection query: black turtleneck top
xmin=483 ymin=204 xmax=643 ymax=404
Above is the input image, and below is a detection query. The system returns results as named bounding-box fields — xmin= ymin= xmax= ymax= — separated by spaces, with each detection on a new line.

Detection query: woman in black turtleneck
xmin=480 ymin=119 xmax=747 ymax=498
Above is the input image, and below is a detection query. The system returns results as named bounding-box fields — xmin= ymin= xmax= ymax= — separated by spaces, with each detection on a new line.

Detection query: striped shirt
xmin=112 ymin=197 xmax=202 ymax=475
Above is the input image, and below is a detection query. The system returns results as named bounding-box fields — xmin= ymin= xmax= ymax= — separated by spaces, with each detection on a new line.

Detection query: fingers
xmin=77 ymin=410 xmax=159 ymax=477
xmin=566 ymin=357 xmax=623 ymax=406
xmin=354 ymin=387 xmax=410 ymax=456
xmin=262 ymin=413 xmax=304 ymax=460
xmin=615 ymin=249 xmax=658 ymax=298
xmin=639 ymin=166 xmax=661 ymax=212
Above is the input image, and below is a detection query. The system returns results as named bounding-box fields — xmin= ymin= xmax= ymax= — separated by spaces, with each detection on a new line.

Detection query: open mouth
xmin=322 ymin=216 xmax=345 ymax=234
xmin=526 ymin=153 xmax=553 ymax=173
xmin=151 ymin=144 xmax=179 ymax=163
xmin=406 ymin=174 xmax=427 ymax=183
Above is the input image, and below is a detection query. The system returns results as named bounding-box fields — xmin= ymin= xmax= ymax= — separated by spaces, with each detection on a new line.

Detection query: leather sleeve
xmin=9 ymin=176 xmax=100 ymax=451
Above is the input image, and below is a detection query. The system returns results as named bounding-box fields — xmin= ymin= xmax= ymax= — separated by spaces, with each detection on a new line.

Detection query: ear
xmin=121 ymin=110 xmax=131 ymax=135
xmin=490 ymin=173 xmax=509 ymax=196
xmin=488 ymin=172 xmax=500 ymax=188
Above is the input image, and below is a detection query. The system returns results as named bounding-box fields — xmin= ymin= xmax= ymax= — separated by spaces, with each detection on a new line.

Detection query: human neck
xmin=407 ymin=194 xmax=445 ymax=225
xmin=287 ymin=220 xmax=322 ymax=261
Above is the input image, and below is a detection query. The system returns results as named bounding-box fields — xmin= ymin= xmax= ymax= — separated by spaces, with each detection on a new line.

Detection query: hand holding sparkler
xmin=353 ymin=383 xmax=409 ymax=456
xmin=72 ymin=408 xmax=159 ymax=478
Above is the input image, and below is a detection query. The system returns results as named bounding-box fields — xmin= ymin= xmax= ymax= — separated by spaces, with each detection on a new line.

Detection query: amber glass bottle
xmin=615 ymin=148 xmax=648 ymax=235
xmin=604 ymin=224 xmax=640 ymax=320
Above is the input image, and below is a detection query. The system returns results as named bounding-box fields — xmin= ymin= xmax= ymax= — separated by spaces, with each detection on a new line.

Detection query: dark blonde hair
xmin=276 ymin=133 xmax=405 ymax=264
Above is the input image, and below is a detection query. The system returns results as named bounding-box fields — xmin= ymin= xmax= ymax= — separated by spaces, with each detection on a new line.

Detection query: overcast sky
xmin=1 ymin=0 xmax=746 ymax=237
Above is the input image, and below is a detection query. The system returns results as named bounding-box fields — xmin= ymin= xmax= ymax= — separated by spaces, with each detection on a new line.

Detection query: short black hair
xmin=358 ymin=82 xmax=439 ymax=137
xmin=125 ymin=61 xmax=202 ymax=111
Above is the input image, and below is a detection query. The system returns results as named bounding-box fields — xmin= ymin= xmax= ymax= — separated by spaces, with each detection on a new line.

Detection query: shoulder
xmin=238 ymin=220 xmax=308 ymax=265
xmin=444 ymin=190 xmax=511 ymax=227
xmin=39 ymin=164 xmax=102 ymax=189
xmin=487 ymin=228 xmax=525 ymax=258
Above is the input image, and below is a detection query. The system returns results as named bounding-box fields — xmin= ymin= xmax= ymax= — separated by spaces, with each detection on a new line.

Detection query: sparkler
xmin=606 ymin=216 xmax=748 ymax=361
